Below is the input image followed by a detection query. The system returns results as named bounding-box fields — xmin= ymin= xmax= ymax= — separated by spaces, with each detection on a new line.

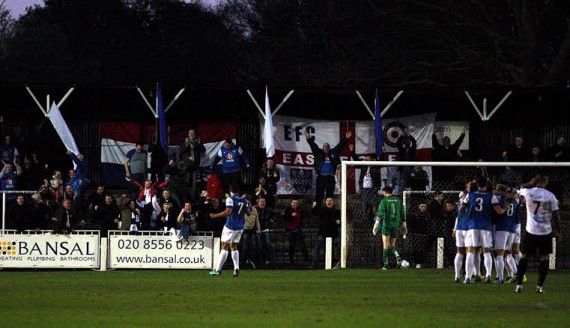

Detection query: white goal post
xmin=340 ymin=160 xmax=570 ymax=269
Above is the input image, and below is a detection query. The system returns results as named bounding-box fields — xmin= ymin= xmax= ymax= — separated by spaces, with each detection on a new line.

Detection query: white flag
xmin=263 ymin=87 xmax=275 ymax=158
xmin=47 ymin=102 xmax=79 ymax=155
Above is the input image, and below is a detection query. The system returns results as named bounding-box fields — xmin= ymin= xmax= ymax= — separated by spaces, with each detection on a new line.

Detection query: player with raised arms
xmin=373 ymin=186 xmax=407 ymax=270
xmin=209 ymin=184 xmax=249 ymax=277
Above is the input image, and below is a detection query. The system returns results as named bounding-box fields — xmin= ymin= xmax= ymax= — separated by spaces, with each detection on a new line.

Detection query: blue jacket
xmin=215 ymin=145 xmax=250 ymax=173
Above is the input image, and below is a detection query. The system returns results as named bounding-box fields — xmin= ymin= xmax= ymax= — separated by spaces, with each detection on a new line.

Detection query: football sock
xmin=216 ymin=250 xmax=229 ymax=272
xmin=231 ymin=250 xmax=240 ymax=271
xmin=391 ymin=247 xmax=401 ymax=260
xmin=506 ymin=254 xmax=517 ymax=276
xmin=483 ymin=252 xmax=493 ymax=278
xmin=495 ymin=255 xmax=504 ymax=280
xmin=537 ymin=260 xmax=549 ymax=287
xmin=473 ymin=253 xmax=481 ymax=277
xmin=383 ymin=249 xmax=390 ymax=267
xmin=516 ymin=257 xmax=528 ymax=285
xmin=454 ymin=253 xmax=464 ymax=278
xmin=514 ymin=252 xmax=522 ymax=264
xmin=465 ymin=252 xmax=474 ymax=280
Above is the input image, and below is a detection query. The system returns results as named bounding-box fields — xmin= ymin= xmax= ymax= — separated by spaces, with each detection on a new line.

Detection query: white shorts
xmin=493 ymin=231 xmax=515 ymax=250
xmin=455 ymin=230 xmax=468 ymax=248
xmin=513 ymin=224 xmax=521 ymax=244
xmin=468 ymin=229 xmax=493 ymax=248
xmin=221 ymin=226 xmax=244 ymax=244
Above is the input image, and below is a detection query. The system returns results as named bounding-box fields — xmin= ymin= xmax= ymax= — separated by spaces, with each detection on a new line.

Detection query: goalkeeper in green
xmin=373 ymin=186 xmax=407 ymax=270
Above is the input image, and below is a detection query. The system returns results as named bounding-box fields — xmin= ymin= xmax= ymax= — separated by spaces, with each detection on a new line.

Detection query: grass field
xmin=1 ymin=268 xmax=569 ymax=327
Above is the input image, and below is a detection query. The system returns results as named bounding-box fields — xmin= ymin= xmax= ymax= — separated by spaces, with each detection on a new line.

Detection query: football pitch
xmin=1 ymin=269 xmax=568 ymax=327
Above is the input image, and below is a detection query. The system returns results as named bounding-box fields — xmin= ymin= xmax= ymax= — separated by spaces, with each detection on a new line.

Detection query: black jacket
xmin=306 ymin=137 xmax=348 ymax=175
xmin=312 ymin=206 xmax=340 ymax=237
xmin=179 ymin=138 xmax=206 ymax=171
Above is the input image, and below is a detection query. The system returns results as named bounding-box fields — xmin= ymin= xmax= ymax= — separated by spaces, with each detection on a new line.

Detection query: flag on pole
xmin=375 ymin=89 xmax=384 ymax=160
xmin=47 ymin=102 xmax=79 ymax=155
xmin=263 ymin=87 xmax=275 ymax=158
xmin=156 ymin=84 xmax=169 ymax=154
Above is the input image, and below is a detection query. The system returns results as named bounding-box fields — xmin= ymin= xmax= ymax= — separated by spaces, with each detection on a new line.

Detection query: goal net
xmin=339 ymin=161 xmax=570 ymax=269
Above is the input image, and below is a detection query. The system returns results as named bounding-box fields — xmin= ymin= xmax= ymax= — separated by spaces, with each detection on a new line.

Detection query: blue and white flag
xmin=156 ymin=84 xmax=169 ymax=154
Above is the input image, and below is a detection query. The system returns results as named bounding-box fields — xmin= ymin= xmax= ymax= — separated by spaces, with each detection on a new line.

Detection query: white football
xmin=400 ymin=260 xmax=410 ymax=269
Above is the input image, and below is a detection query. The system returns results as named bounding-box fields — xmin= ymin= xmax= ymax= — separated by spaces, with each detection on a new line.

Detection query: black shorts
xmin=522 ymin=232 xmax=553 ymax=256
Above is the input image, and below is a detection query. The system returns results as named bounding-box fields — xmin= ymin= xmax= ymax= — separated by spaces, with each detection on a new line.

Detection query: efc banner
xmin=260 ymin=113 xmax=437 ymax=195
xmin=108 ymin=234 xmax=213 ymax=269
xmin=0 ymin=232 xmax=100 ymax=269
xmin=101 ymin=122 xmax=237 ymax=188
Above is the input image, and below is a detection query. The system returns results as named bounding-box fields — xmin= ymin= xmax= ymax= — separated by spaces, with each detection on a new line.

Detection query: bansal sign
xmin=0 ymin=232 xmax=100 ymax=269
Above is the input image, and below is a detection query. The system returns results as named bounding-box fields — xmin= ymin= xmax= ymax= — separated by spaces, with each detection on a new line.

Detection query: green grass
xmin=1 ymin=269 xmax=569 ymax=327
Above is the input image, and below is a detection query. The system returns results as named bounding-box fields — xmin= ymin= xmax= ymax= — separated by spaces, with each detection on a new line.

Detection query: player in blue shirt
xmin=452 ymin=180 xmax=476 ymax=283
xmin=209 ymin=185 xmax=249 ymax=277
xmin=493 ymin=183 xmax=520 ymax=283
xmin=460 ymin=178 xmax=506 ymax=283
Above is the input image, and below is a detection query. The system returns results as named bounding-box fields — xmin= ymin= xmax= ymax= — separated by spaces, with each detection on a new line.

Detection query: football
xmin=400 ymin=260 xmax=410 ymax=269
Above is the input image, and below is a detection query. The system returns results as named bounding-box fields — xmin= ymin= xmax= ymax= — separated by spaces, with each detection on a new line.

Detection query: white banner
xmin=109 ymin=234 xmax=213 ymax=269
xmin=0 ymin=232 xmax=99 ymax=268
xmin=47 ymin=102 xmax=80 ymax=155
xmin=433 ymin=121 xmax=470 ymax=150
xmin=260 ymin=113 xmax=436 ymax=195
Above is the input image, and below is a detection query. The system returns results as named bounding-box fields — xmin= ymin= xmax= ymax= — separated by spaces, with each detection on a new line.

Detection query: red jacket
xmin=206 ymin=174 xmax=224 ymax=200
xmin=129 ymin=179 xmax=170 ymax=202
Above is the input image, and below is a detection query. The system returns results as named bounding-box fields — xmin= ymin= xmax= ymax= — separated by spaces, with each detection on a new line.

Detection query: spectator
xmin=66 ymin=150 xmax=89 ymax=198
xmin=243 ymin=196 xmax=261 ymax=268
xmin=258 ymin=157 xmax=280 ymax=209
xmin=120 ymin=195 xmax=142 ymax=234
xmin=214 ymin=139 xmax=250 ymax=193
xmin=19 ymin=153 xmax=42 ymax=190
xmin=547 ymin=136 xmax=568 ymax=161
xmin=441 ymin=200 xmax=458 ymax=267
xmin=432 ymin=127 xmax=467 ymax=189
xmin=7 ymin=194 xmax=29 ymax=231
xmin=204 ymin=168 xmax=224 ymax=200
xmin=86 ymin=184 xmax=107 ymax=215
xmin=51 ymin=199 xmax=75 ymax=234
xmin=311 ymin=197 xmax=341 ymax=269
xmin=197 ymin=197 xmax=225 ymax=236
xmin=349 ymin=145 xmax=381 ymax=221
xmin=164 ymin=155 xmax=190 ymax=205
xmin=177 ymin=202 xmax=196 ymax=240
xmin=0 ymin=162 xmax=22 ymax=202
xmin=524 ymin=144 xmax=546 ymax=183
xmin=304 ymin=130 xmax=351 ymax=207
xmin=284 ymin=198 xmax=310 ymax=266
xmin=501 ymin=135 xmax=530 ymax=186
xmin=407 ymin=202 xmax=430 ymax=268
xmin=0 ymin=134 xmax=19 ymax=170
xmin=29 ymin=193 xmax=50 ymax=231
xmin=396 ymin=131 xmax=417 ymax=191
xmin=179 ymin=128 xmax=206 ymax=200
xmin=124 ymin=142 xmax=148 ymax=185
xmin=93 ymin=194 xmax=120 ymax=237
xmin=158 ymin=203 xmax=180 ymax=240
xmin=428 ymin=191 xmax=445 ymax=222
xmin=407 ymin=166 xmax=429 ymax=191
xmin=128 ymin=178 xmax=169 ymax=229
xmin=49 ymin=170 xmax=64 ymax=204
xmin=256 ymin=196 xmax=275 ymax=266
xmin=158 ymin=189 xmax=180 ymax=216
xmin=148 ymin=139 xmax=168 ymax=183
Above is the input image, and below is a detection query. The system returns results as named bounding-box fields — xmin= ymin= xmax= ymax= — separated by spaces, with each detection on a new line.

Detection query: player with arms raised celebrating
xmin=373 ymin=186 xmax=407 ymax=270
xmin=514 ymin=175 xmax=561 ymax=293
xmin=209 ymin=185 xmax=248 ymax=277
